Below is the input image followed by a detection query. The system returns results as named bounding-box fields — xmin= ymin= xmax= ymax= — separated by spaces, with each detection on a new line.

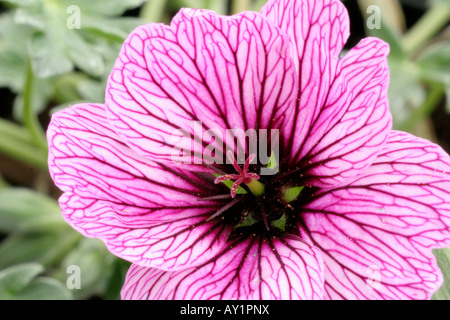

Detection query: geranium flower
xmin=47 ymin=0 xmax=450 ymax=300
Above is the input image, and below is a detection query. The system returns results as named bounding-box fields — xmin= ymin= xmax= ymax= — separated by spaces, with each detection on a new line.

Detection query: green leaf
xmin=14 ymin=7 xmax=45 ymax=30
xmin=12 ymin=76 xmax=53 ymax=120
xmin=0 ymin=263 xmax=73 ymax=300
xmin=0 ymin=0 xmax=40 ymax=8
xmin=0 ymin=231 xmax=80 ymax=269
xmin=140 ymin=0 xmax=168 ymax=22
xmin=13 ymin=277 xmax=72 ymax=300
xmin=417 ymin=41 xmax=450 ymax=86
xmin=104 ymin=258 xmax=131 ymax=300
xmin=29 ymin=31 xmax=73 ymax=78
xmin=0 ymin=188 xmax=66 ymax=233
xmin=432 ymin=247 xmax=450 ymax=300
xmin=0 ymin=50 xmax=26 ymax=91
xmin=77 ymin=79 xmax=107 ymax=103
xmin=388 ymin=59 xmax=426 ymax=128
xmin=0 ymin=120 xmax=48 ymax=168
xmin=0 ymin=13 xmax=30 ymax=91
xmin=59 ymin=0 xmax=146 ymax=16
xmin=432 ymin=0 xmax=450 ymax=8
xmin=445 ymin=86 xmax=450 ymax=113
xmin=0 ymin=263 xmax=43 ymax=299
xmin=60 ymin=238 xmax=115 ymax=299
xmin=82 ymin=16 xmax=144 ymax=42
xmin=64 ymin=30 xmax=105 ymax=77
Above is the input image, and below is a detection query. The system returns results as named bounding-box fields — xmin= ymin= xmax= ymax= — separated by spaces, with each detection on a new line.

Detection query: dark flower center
xmin=210 ymin=150 xmax=309 ymax=233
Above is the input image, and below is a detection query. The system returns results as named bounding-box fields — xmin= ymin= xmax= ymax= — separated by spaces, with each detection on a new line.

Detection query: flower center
xmin=214 ymin=151 xmax=265 ymax=198
xmin=206 ymin=150 xmax=312 ymax=233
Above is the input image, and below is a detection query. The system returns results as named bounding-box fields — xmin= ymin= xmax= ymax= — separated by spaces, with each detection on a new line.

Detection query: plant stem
xmin=402 ymin=4 xmax=450 ymax=55
xmin=0 ymin=175 xmax=9 ymax=189
xmin=0 ymin=119 xmax=48 ymax=169
xmin=231 ymin=0 xmax=252 ymax=14
xmin=399 ymin=82 xmax=445 ymax=133
xmin=23 ymin=60 xmax=48 ymax=151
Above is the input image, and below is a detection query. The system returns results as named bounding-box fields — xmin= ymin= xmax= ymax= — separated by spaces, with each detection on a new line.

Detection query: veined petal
xmin=299 ymin=38 xmax=391 ymax=187
xmin=261 ymin=0 xmax=348 ymax=161
xmin=106 ymin=9 xmax=297 ymax=168
xmin=261 ymin=0 xmax=391 ymax=186
xmin=121 ymin=234 xmax=324 ymax=300
xmin=47 ymin=103 xmax=232 ymax=270
xmin=300 ymin=131 xmax=450 ymax=299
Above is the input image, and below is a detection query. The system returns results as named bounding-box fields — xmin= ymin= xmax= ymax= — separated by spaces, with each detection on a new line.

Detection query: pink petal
xmin=47 ymin=103 xmax=232 ymax=270
xmin=261 ymin=0 xmax=391 ymax=186
xmin=121 ymin=234 xmax=324 ymax=300
xmin=299 ymin=38 xmax=391 ymax=187
xmin=300 ymin=131 xmax=450 ymax=299
xmin=106 ymin=9 xmax=297 ymax=168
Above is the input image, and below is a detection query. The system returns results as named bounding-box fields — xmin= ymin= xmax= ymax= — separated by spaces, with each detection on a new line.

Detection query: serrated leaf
xmin=0 ymin=263 xmax=43 ymax=299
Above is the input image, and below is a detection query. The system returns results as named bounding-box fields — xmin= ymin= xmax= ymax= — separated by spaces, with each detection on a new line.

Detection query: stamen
xmin=197 ymin=194 xmax=232 ymax=201
xmin=203 ymin=162 xmax=227 ymax=175
xmin=207 ymin=197 xmax=242 ymax=221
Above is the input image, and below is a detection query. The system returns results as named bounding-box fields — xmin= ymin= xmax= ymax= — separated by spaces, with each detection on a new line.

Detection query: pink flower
xmin=47 ymin=0 xmax=450 ymax=299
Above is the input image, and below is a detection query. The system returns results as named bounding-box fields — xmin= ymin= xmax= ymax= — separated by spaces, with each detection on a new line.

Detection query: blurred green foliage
xmin=0 ymin=0 xmax=449 ymax=300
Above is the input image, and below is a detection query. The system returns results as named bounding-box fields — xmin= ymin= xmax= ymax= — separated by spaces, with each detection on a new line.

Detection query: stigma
xmin=214 ymin=151 xmax=265 ymax=198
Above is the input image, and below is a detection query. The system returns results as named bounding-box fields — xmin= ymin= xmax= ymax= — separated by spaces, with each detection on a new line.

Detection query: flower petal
xmin=299 ymin=38 xmax=391 ymax=187
xmin=106 ymin=9 xmax=297 ymax=168
xmin=300 ymin=131 xmax=450 ymax=299
xmin=260 ymin=0 xmax=348 ymax=158
xmin=47 ymin=103 xmax=232 ymax=270
xmin=262 ymin=0 xmax=391 ymax=186
xmin=121 ymin=234 xmax=324 ymax=299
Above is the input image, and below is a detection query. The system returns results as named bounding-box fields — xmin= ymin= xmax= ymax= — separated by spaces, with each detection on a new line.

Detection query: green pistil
xmin=246 ymin=179 xmax=265 ymax=197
